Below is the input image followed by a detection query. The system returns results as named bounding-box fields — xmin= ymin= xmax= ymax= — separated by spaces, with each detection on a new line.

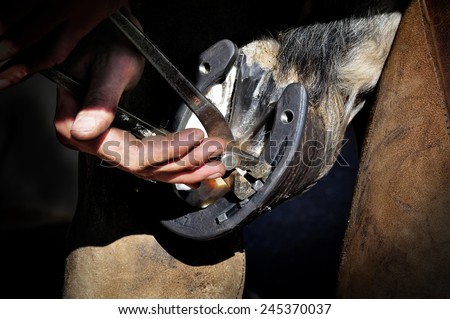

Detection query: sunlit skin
xmin=0 ymin=0 xmax=227 ymax=185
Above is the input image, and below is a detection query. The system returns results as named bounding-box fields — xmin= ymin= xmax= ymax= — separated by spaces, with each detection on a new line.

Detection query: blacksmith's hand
xmin=53 ymin=13 xmax=226 ymax=186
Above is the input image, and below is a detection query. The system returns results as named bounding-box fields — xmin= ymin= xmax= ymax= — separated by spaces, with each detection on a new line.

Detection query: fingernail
xmin=206 ymin=172 xmax=223 ymax=180
xmin=0 ymin=79 xmax=11 ymax=89
xmin=208 ymin=144 xmax=224 ymax=157
xmin=72 ymin=116 xmax=96 ymax=134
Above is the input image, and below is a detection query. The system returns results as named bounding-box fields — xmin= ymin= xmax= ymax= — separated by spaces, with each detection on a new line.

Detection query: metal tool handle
xmin=40 ymin=67 xmax=169 ymax=139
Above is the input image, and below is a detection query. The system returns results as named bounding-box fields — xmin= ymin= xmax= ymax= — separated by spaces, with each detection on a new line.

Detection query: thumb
xmin=70 ymin=85 xmax=120 ymax=141
xmin=70 ymin=16 xmax=144 ymax=141
xmin=70 ymin=53 xmax=141 ymax=140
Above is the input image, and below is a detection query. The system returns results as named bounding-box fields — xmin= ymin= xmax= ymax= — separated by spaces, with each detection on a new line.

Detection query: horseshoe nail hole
xmin=199 ymin=62 xmax=211 ymax=74
xmin=281 ymin=110 xmax=294 ymax=124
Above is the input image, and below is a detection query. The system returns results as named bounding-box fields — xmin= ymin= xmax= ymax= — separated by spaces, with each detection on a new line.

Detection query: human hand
xmin=0 ymin=0 xmax=129 ymax=88
xmin=53 ymin=15 xmax=227 ymax=185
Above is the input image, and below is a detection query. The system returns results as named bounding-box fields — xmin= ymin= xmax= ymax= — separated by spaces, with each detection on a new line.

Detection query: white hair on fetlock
xmin=273 ymin=11 xmax=402 ymax=180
